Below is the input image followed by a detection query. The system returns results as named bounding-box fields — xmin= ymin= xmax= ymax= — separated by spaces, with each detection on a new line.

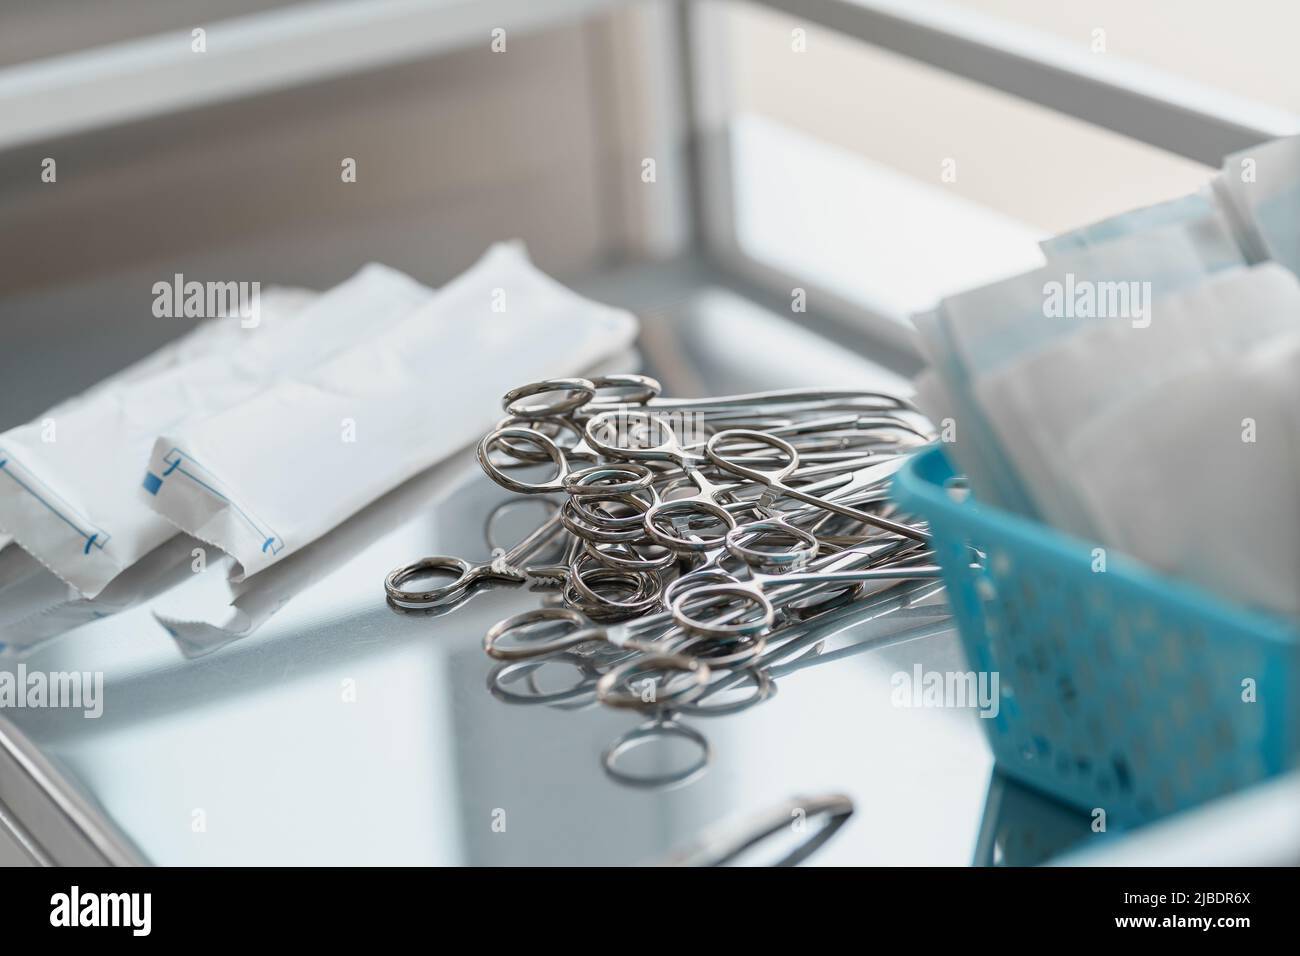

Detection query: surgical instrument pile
xmin=386 ymin=374 xmax=945 ymax=713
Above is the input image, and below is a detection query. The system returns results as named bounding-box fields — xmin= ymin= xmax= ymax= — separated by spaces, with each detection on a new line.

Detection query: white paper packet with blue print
xmin=0 ymin=287 xmax=318 ymax=559
xmin=144 ymin=243 xmax=639 ymax=581
xmin=0 ymin=268 xmax=432 ymax=598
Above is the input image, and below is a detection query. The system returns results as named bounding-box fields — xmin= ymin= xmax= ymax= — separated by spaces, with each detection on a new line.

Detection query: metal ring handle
xmin=583 ymin=408 xmax=687 ymax=463
xmin=725 ymin=518 xmax=819 ymax=570
xmin=502 ymin=378 xmax=595 ymax=418
xmin=668 ymin=629 xmax=769 ymax=670
xmin=663 ymin=567 xmax=738 ymax=607
xmin=384 ymin=556 xmax=479 ymax=609
xmin=491 ymin=415 xmax=590 ymax=462
xmin=562 ymin=462 xmax=655 ymax=497
xmin=671 ymin=582 xmax=774 ymax=640
xmin=705 ymin=428 xmax=800 ymax=485
xmin=483 ymin=607 xmax=603 ymax=660
xmin=583 ymin=540 xmax=678 ymax=573
xmin=675 ymin=667 xmax=775 ymax=716
xmin=595 ymin=652 xmax=711 ymax=710
xmin=477 ymin=426 xmax=569 ymax=494
xmin=643 ymin=498 xmax=737 ymax=553
xmin=568 ymin=554 xmax=663 ymax=615
xmin=486 ymin=657 xmax=600 ymax=707
xmin=588 ymin=374 xmax=661 ymax=406
xmin=560 ymin=498 xmax=648 ymax=545
xmin=601 ymin=720 xmax=712 ymax=790
xmin=566 ymin=488 xmax=658 ymax=530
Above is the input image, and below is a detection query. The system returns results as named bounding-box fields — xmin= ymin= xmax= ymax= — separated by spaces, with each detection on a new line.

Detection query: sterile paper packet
xmin=144 ymin=243 xmax=639 ymax=581
xmin=0 ymin=266 xmax=432 ymax=598
xmin=916 ymin=218 xmax=1245 ymax=517
xmin=1065 ymin=331 xmax=1300 ymax=617
xmin=974 ymin=263 xmax=1300 ymax=539
xmin=0 ymin=287 xmax=317 ymax=558
xmin=152 ymin=346 xmax=640 ymax=659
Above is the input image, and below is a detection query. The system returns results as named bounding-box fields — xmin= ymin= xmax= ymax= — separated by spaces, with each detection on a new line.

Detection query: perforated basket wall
xmin=893 ymin=446 xmax=1300 ymax=826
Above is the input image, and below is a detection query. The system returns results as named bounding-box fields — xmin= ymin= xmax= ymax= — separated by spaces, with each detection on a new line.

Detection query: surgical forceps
xmin=668 ymin=549 xmax=941 ymax=640
xmin=385 ymin=508 xmax=568 ymax=609
xmin=602 ymin=577 xmax=947 ymax=712
xmin=483 ymin=597 xmax=768 ymax=671
xmin=510 ymin=378 xmax=920 ymax=419
xmin=705 ymin=430 xmax=930 ymax=543
xmin=502 ymin=374 xmax=661 ymax=418
xmin=578 ymin=410 xmax=908 ymax=552
xmin=581 ymin=408 xmax=738 ymax=540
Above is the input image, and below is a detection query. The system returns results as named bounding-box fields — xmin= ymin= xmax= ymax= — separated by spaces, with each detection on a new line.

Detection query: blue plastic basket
xmin=892 ymin=445 xmax=1300 ymax=826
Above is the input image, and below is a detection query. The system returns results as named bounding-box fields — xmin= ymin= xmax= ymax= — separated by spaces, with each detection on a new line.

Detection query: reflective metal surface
xmin=0 ymin=283 xmax=1090 ymax=865
xmin=1 ymin=458 xmax=981 ymax=865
